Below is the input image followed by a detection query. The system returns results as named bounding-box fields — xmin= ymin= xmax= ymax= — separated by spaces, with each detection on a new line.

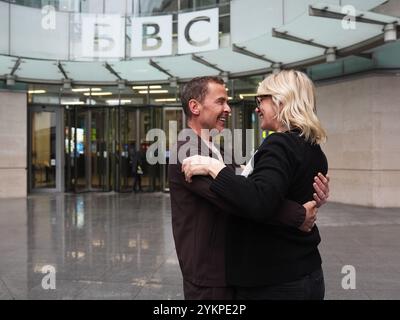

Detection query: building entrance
xmin=65 ymin=106 xmax=111 ymax=192
xmin=29 ymin=103 xmax=230 ymax=194
xmin=117 ymin=106 xmax=185 ymax=193
xmin=28 ymin=105 xmax=64 ymax=192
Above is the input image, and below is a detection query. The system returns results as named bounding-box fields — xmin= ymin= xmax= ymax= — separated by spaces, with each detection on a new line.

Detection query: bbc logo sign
xmin=75 ymin=8 xmax=219 ymax=59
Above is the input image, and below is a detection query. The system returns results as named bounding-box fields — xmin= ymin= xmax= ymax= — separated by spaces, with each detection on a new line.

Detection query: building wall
xmin=0 ymin=91 xmax=27 ymax=198
xmin=316 ymin=74 xmax=400 ymax=207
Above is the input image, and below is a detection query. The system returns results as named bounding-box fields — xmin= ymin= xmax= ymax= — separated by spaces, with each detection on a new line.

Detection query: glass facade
xmin=2 ymin=0 xmax=400 ymax=194
xmin=1 ymin=0 xmax=231 ymax=60
xmin=4 ymin=0 xmax=230 ymax=14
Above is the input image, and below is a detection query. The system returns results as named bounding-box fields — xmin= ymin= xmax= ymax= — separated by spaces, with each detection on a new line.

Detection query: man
xmin=168 ymin=76 xmax=329 ymax=300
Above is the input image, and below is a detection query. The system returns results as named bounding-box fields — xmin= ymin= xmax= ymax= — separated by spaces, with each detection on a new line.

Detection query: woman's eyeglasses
xmin=254 ymin=95 xmax=270 ymax=108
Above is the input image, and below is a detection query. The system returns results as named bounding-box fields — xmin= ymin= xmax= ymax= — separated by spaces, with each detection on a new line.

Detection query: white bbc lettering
xmin=78 ymin=10 xmax=219 ymax=58
xmin=81 ymin=14 xmax=124 ymax=59
xmin=178 ymin=8 xmax=219 ymax=54
xmin=131 ymin=15 xmax=172 ymax=57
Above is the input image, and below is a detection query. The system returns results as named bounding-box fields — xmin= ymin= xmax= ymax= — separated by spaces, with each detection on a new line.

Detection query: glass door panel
xmin=90 ymin=109 xmax=108 ymax=190
xmin=31 ymin=111 xmax=56 ymax=189
xmin=162 ymin=108 xmax=184 ymax=191
xmin=138 ymin=108 xmax=153 ymax=191
xmin=75 ymin=109 xmax=88 ymax=192
xmin=119 ymin=107 xmax=138 ymax=192
xmin=65 ymin=107 xmax=110 ymax=192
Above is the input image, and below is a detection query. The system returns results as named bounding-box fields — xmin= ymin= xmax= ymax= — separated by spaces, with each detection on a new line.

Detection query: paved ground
xmin=0 ymin=192 xmax=399 ymax=300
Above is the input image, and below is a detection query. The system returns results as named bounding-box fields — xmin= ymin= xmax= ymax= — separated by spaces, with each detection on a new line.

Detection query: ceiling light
xmin=138 ymin=90 xmax=169 ymax=94
xmin=132 ymin=85 xmax=162 ymax=90
xmin=72 ymin=88 xmax=102 ymax=92
xmin=83 ymin=92 xmax=113 ymax=96
xmin=384 ymin=23 xmax=397 ymax=42
xmin=239 ymin=93 xmax=257 ymax=99
xmin=326 ymin=47 xmax=336 ymax=63
xmin=61 ymin=101 xmax=84 ymax=105
xmin=28 ymin=90 xmax=46 ymax=94
xmin=155 ymin=98 xmax=177 ymax=102
xmin=106 ymin=99 xmax=132 ymax=105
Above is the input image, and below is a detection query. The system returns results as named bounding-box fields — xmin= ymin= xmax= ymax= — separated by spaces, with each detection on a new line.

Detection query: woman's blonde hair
xmin=257 ymin=69 xmax=327 ymax=145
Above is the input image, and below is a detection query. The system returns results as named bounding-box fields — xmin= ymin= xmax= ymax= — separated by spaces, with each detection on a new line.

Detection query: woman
xmin=182 ymin=70 xmax=328 ymax=300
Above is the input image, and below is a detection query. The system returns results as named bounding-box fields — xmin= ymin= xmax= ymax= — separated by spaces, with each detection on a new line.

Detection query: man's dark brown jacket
xmin=168 ymin=130 xmax=305 ymax=287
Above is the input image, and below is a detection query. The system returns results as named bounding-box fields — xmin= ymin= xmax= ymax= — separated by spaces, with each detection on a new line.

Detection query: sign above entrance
xmin=78 ymin=8 xmax=219 ymax=59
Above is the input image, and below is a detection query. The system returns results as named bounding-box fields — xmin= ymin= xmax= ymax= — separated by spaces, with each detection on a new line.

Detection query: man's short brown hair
xmin=180 ymin=76 xmax=225 ymax=118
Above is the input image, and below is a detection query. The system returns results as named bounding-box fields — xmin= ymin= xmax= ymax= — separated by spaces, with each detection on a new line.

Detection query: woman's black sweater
xmin=210 ymin=129 xmax=328 ymax=286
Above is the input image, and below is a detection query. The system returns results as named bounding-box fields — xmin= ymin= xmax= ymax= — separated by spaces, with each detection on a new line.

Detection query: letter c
xmin=184 ymin=16 xmax=211 ymax=47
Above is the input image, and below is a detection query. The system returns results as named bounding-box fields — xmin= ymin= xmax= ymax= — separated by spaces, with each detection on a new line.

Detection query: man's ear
xmin=188 ymin=99 xmax=200 ymax=117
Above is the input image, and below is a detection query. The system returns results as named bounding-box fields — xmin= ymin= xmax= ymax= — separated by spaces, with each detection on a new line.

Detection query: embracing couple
xmin=169 ymin=71 xmax=329 ymax=300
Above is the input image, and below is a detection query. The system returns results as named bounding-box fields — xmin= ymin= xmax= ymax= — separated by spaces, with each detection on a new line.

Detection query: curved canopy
xmin=0 ymin=0 xmax=399 ymax=85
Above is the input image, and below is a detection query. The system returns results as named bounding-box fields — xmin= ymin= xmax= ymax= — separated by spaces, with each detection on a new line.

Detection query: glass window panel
xmin=0 ymin=56 xmax=16 ymax=75
xmin=230 ymin=0 xmax=282 ymax=44
xmin=155 ymin=55 xmax=218 ymax=78
xmin=232 ymin=75 xmax=262 ymax=101
xmin=342 ymin=0 xmax=387 ymax=11
xmin=61 ymin=61 xmax=119 ymax=81
xmin=119 ymin=85 xmax=146 ymax=104
xmin=283 ymin=0 xmax=339 ymax=24
xmin=80 ymin=0 xmax=104 ymax=13
xmin=308 ymin=60 xmax=343 ymax=81
xmin=112 ymin=60 xmax=169 ymax=82
xmin=219 ymin=13 xmax=229 ymax=34
xmin=375 ymin=41 xmax=400 ymax=68
xmin=135 ymin=0 xmax=178 ymax=15
xmin=242 ymin=34 xmax=323 ymax=65
xmin=61 ymin=85 xmax=120 ymax=105
xmin=149 ymin=84 xmax=178 ymax=105
xmin=12 ymin=0 xmax=43 ymax=9
xmin=105 ymin=0 xmax=127 ymax=14
xmin=29 ymin=84 xmax=61 ymax=104
xmin=276 ymin=10 xmax=385 ymax=50
xmin=17 ymin=59 xmax=63 ymax=81
xmin=10 ymin=4 xmax=69 ymax=59
xmin=0 ymin=1 xmax=9 ymax=54
xmin=181 ymin=0 xmax=229 ymax=10
xmin=58 ymin=0 xmax=81 ymax=12
xmin=343 ymin=56 xmax=375 ymax=74
xmin=179 ymin=0 xmax=194 ymax=11
xmin=201 ymin=48 xmax=268 ymax=74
